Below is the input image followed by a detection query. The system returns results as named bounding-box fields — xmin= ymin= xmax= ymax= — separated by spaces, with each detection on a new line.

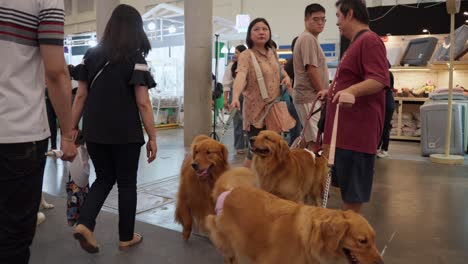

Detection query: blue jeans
xmin=0 ymin=139 xmax=48 ymax=264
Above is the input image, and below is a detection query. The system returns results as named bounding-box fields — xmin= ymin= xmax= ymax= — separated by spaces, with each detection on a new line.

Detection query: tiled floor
xmin=40 ymin=127 xmax=468 ymax=263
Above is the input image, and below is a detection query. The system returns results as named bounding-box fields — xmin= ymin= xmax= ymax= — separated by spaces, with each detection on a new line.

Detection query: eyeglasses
xmin=312 ymin=17 xmax=327 ymax=23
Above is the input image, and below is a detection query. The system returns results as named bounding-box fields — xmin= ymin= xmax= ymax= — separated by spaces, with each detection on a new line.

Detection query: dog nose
xmin=191 ymin=163 xmax=199 ymax=171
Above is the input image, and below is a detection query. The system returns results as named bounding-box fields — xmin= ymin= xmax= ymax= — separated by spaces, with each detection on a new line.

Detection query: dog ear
xmin=321 ymin=213 xmax=350 ymax=255
xmin=276 ymin=137 xmax=290 ymax=160
xmin=192 ymin=143 xmax=198 ymax=159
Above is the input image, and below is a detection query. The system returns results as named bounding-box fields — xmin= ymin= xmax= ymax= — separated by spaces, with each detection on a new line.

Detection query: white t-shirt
xmin=0 ymin=0 xmax=65 ymax=143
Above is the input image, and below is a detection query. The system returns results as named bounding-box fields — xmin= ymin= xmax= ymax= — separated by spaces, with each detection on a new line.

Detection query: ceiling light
xmin=168 ymin=25 xmax=176 ymax=34
xmin=464 ymin=11 xmax=468 ymax=16
xmin=422 ymin=29 xmax=430 ymax=34
xmin=147 ymin=21 xmax=156 ymax=31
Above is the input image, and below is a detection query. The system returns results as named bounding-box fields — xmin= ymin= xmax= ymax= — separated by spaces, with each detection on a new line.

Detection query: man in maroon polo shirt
xmin=323 ymin=0 xmax=389 ymax=213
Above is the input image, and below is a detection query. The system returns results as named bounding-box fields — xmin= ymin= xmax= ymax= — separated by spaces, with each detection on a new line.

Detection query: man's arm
xmin=306 ymin=65 xmax=328 ymax=99
xmin=40 ymin=45 xmax=76 ymax=161
xmin=306 ymin=65 xmax=326 ymax=92
xmin=333 ymin=79 xmax=385 ymax=103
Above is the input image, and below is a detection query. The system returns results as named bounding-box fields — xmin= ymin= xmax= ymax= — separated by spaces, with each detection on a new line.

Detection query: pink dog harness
xmin=215 ymin=190 xmax=232 ymax=216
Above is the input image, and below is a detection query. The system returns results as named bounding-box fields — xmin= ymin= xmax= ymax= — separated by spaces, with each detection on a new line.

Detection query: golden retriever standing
xmin=206 ymin=186 xmax=383 ymax=264
xmin=251 ymin=130 xmax=328 ymax=205
xmin=212 ymin=167 xmax=259 ymax=203
xmin=175 ymin=135 xmax=229 ymax=240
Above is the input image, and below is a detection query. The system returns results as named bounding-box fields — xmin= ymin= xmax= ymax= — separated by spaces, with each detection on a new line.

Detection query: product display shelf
xmin=389 ymin=62 xmax=468 ymax=141
xmin=391 ymin=97 xmax=429 ymax=141
xmin=153 ymin=96 xmax=183 ymax=129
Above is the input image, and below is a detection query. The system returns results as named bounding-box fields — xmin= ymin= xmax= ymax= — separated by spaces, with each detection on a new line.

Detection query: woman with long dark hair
xmin=70 ymin=4 xmax=157 ymax=253
xmin=222 ymin=44 xmax=247 ymax=154
xmin=230 ymin=18 xmax=296 ymax=167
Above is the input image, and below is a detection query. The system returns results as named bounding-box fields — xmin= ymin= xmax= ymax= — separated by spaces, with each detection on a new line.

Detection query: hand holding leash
xmin=45 ymin=149 xmax=64 ymax=158
xmin=323 ymin=92 xmax=355 ymax=208
xmin=230 ymin=98 xmax=241 ymax=111
xmin=328 ymin=92 xmax=355 ymax=166
xmin=332 ymin=90 xmax=355 ymax=107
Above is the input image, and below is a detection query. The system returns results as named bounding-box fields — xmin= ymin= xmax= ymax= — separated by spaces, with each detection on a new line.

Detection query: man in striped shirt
xmin=0 ymin=1 xmax=77 ymax=263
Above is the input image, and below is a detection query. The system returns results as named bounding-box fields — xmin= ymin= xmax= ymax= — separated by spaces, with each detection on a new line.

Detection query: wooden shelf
xmin=390 ymin=135 xmax=421 ymax=141
xmin=394 ymin=97 xmax=429 ymax=102
xmin=390 ymin=62 xmax=468 ymax=72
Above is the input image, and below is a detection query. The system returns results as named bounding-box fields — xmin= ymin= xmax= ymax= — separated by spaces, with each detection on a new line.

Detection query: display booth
xmin=142 ymin=3 xmax=239 ymax=128
xmin=382 ymin=31 xmax=468 ymax=156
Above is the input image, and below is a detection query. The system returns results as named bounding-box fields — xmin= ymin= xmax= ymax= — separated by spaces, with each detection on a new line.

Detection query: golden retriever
xmin=175 ymin=135 xmax=229 ymax=240
xmin=250 ymin=130 xmax=328 ymax=205
xmin=212 ymin=167 xmax=259 ymax=203
xmin=206 ymin=186 xmax=383 ymax=264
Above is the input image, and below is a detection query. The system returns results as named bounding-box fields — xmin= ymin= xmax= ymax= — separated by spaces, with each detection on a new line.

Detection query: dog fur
xmin=206 ymin=186 xmax=383 ymax=264
xmin=250 ymin=130 xmax=329 ymax=205
xmin=175 ymin=135 xmax=229 ymax=240
xmin=211 ymin=167 xmax=259 ymax=203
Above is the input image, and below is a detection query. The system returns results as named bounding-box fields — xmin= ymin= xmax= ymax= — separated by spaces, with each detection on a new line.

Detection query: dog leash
xmin=322 ymin=92 xmax=355 ymax=208
xmin=290 ymin=96 xmax=321 ymax=149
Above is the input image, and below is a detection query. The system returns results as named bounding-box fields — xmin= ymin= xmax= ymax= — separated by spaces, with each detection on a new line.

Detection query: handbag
xmin=249 ymin=50 xmax=296 ymax=132
xmin=66 ymin=145 xmax=90 ymax=226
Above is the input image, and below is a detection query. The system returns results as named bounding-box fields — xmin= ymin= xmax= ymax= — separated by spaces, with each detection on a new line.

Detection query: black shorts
xmin=331 ymin=148 xmax=375 ymax=203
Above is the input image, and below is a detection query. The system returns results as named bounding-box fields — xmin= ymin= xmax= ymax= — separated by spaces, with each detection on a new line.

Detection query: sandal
xmin=119 ymin=233 xmax=143 ymax=251
xmin=73 ymin=224 xmax=99 ymax=254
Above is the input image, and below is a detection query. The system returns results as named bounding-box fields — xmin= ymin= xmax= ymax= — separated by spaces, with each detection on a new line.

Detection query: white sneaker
xmin=377 ymin=150 xmax=388 ymax=158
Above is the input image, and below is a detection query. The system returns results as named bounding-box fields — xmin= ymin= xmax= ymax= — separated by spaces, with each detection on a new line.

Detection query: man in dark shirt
xmin=324 ymin=0 xmax=389 ymax=214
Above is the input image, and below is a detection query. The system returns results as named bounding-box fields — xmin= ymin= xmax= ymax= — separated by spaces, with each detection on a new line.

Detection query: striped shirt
xmin=0 ymin=0 xmax=64 ymax=143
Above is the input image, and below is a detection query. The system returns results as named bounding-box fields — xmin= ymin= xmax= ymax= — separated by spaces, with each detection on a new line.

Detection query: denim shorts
xmin=331 ymin=148 xmax=375 ymax=203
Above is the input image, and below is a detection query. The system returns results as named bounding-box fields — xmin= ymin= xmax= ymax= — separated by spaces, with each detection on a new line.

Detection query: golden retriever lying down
xmin=175 ymin=135 xmax=229 ymax=240
xmin=251 ymin=130 xmax=328 ymax=205
xmin=206 ymin=186 xmax=383 ymax=264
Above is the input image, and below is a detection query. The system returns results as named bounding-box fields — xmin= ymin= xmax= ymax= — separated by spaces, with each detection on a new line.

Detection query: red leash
xmin=291 ymin=96 xmax=321 ymax=150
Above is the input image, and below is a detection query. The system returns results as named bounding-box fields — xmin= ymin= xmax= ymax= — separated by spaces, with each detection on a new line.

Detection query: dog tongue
xmin=196 ymin=169 xmax=209 ymax=177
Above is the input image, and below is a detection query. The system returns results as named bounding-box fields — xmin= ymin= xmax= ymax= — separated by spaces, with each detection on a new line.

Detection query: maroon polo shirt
xmin=323 ymin=31 xmax=389 ymax=154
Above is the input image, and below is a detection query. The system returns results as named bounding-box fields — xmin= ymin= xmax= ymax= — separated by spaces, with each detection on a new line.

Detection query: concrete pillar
xmin=96 ymin=0 xmax=119 ymax=40
xmin=184 ymin=0 xmax=213 ymax=147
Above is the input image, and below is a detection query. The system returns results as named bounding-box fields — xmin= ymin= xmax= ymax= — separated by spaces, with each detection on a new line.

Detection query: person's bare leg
xmin=343 ymin=202 xmax=363 ymax=214
xmin=243 ymin=159 xmax=252 ymax=168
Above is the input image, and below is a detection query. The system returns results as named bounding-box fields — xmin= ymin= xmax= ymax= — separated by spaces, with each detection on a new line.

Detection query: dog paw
xmin=182 ymin=229 xmax=191 ymax=241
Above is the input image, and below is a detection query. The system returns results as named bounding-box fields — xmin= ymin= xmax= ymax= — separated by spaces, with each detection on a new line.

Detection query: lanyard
xmin=329 ymin=30 xmax=369 ymax=100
